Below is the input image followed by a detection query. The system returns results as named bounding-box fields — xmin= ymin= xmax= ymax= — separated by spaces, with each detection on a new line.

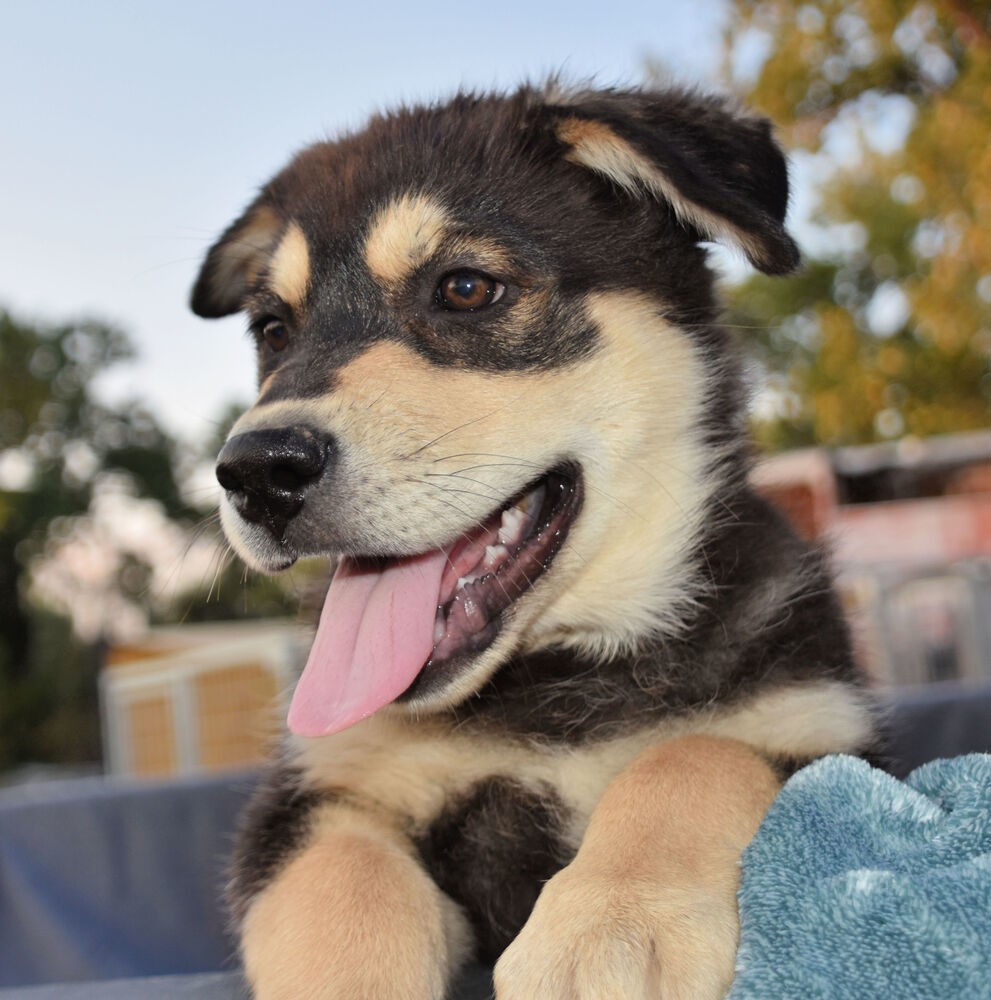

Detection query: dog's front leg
xmin=239 ymin=803 xmax=471 ymax=1000
xmin=493 ymin=735 xmax=781 ymax=1000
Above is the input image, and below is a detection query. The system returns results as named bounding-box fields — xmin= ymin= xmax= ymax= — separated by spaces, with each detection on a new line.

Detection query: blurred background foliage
xmin=0 ymin=312 xmax=298 ymax=773
xmin=2 ymin=0 xmax=990 ymax=772
xmin=722 ymin=0 xmax=991 ymax=449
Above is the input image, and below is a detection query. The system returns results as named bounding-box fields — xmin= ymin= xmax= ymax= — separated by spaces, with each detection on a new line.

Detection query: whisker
xmin=402 ymin=409 xmax=506 ymax=460
xmin=416 ymin=480 xmax=488 ymax=528
xmin=401 ymin=389 xmax=533 ymax=460
xmin=423 ymin=471 xmax=504 ymax=500
xmin=433 ymin=453 xmax=644 ymax=523
xmin=431 ymin=451 xmax=544 ymax=469
xmin=151 ymin=512 xmax=225 ymax=603
xmin=436 ymin=461 xmax=543 ymax=475
xmin=205 ymin=545 xmax=235 ymax=604
xmin=421 ymin=483 xmax=503 ymax=503
xmin=413 ymin=482 xmax=497 ymax=579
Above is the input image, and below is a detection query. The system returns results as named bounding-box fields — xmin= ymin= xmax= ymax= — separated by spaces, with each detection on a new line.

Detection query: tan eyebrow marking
xmin=364 ymin=193 xmax=450 ymax=286
xmin=269 ymin=220 xmax=311 ymax=310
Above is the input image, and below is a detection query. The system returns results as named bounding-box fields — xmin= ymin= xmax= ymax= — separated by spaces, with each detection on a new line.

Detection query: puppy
xmin=192 ymin=84 xmax=876 ymax=999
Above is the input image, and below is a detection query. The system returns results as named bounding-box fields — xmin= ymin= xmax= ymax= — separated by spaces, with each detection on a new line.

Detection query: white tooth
xmin=484 ymin=544 xmax=509 ymax=568
xmin=498 ymin=506 xmax=526 ymax=545
xmin=434 ymin=618 xmax=445 ymax=642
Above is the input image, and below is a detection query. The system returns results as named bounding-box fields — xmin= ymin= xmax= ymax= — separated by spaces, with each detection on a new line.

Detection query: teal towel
xmin=728 ymin=754 xmax=991 ymax=1000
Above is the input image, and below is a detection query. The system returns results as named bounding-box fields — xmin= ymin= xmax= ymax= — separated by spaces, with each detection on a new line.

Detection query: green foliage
xmin=0 ymin=311 xmax=175 ymax=767
xmin=0 ymin=608 xmax=102 ymax=772
xmin=721 ymin=0 xmax=991 ymax=448
xmin=0 ymin=312 xmax=190 ymax=550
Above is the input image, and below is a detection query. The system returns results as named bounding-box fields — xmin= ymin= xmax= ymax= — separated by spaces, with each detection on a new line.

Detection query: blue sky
xmin=1 ymin=0 xmax=727 ymax=441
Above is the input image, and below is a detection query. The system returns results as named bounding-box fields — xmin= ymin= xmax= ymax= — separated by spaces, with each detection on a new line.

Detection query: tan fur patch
xmin=365 ymin=193 xmax=450 ymax=286
xmin=241 ymin=806 xmax=470 ymax=999
xmin=268 ymin=221 xmax=311 ymax=310
xmin=703 ymin=679 xmax=875 ymax=757
xmin=557 ymin=117 xmax=769 ymax=270
xmin=576 ymin=735 xmax=781 ymax=868
xmin=293 ymin=679 xmax=873 ymax=845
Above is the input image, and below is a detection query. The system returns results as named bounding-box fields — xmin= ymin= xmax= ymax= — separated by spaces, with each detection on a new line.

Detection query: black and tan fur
xmin=192 ymin=84 xmax=876 ymax=999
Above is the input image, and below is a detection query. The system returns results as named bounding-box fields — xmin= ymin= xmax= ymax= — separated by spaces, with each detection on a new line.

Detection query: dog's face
xmin=192 ymin=86 xmax=797 ymax=736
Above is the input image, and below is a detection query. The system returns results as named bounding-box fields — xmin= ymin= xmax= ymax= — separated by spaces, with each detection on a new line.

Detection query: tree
xmin=720 ymin=0 xmax=991 ymax=449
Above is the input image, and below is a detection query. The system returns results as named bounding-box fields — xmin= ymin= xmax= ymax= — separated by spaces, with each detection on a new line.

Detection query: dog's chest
xmin=295 ymin=715 xmax=668 ymax=955
xmin=416 ymin=774 xmax=575 ymax=961
xmin=296 ymin=713 xmax=664 ymax=832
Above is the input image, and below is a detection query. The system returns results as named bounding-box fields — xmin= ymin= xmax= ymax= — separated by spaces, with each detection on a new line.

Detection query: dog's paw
xmin=493 ymin=860 xmax=738 ymax=1000
xmin=241 ymin=829 xmax=469 ymax=1000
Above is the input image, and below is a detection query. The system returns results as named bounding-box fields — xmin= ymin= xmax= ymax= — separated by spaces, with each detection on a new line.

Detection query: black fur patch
xmin=765 ymin=754 xmax=816 ymax=784
xmin=451 ymin=488 xmax=871 ymax=747
xmin=550 ymin=89 xmax=799 ymax=274
xmin=415 ymin=777 xmax=574 ymax=962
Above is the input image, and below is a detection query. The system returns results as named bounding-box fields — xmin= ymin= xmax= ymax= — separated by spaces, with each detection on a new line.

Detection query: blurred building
xmin=755 ymin=429 xmax=991 ymax=689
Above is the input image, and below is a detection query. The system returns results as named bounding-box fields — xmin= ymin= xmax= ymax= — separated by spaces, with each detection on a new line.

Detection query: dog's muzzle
xmin=216 ymin=426 xmax=332 ymax=540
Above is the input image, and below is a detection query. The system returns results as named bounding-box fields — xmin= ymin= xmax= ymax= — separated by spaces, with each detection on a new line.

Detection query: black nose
xmin=216 ymin=426 xmax=332 ymax=540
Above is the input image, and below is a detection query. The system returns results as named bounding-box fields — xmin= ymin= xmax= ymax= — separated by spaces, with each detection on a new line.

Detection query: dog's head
xmin=192 ymin=85 xmax=798 ymax=737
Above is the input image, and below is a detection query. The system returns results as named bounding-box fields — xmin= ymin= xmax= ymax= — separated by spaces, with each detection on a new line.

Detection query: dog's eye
xmin=260 ymin=318 xmax=289 ymax=352
xmin=436 ymin=271 xmax=505 ymax=312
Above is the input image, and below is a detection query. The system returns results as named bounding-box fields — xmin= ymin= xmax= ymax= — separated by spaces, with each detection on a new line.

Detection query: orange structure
xmin=101 ymin=621 xmax=307 ymax=777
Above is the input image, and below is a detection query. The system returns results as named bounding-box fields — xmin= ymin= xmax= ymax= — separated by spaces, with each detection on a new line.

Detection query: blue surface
xmin=0 ymin=968 xmax=494 ymax=1000
xmin=0 ymin=965 xmax=492 ymax=1000
xmin=0 ymin=972 xmax=246 ymax=999
xmin=0 ymin=773 xmax=254 ymax=986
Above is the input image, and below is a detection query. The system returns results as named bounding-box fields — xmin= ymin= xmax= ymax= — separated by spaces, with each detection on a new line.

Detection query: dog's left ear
xmin=190 ymin=200 xmax=284 ymax=318
xmin=548 ymin=88 xmax=800 ymax=275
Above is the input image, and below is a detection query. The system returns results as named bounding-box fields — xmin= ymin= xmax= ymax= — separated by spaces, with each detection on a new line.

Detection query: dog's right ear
xmin=190 ymin=201 xmax=283 ymax=318
xmin=545 ymin=87 xmax=800 ymax=276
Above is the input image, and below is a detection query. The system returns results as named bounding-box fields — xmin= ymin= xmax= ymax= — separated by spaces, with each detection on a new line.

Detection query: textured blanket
xmin=728 ymin=754 xmax=991 ymax=1000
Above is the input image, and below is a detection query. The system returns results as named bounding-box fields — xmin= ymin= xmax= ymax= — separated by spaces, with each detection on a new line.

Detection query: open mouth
xmin=429 ymin=464 xmax=582 ymax=665
xmin=287 ymin=463 xmax=583 ymax=738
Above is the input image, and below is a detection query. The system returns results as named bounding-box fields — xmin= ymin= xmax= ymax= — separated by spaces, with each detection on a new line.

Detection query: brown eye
xmin=437 ymin=271 xmax=504 ymax=311
xmin=261 ymin=318 xmax=289 ymax=352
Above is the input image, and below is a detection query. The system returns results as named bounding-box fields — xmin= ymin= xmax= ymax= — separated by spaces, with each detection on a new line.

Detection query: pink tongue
xmin=287 ymin=549 xmax=448 ymax=738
